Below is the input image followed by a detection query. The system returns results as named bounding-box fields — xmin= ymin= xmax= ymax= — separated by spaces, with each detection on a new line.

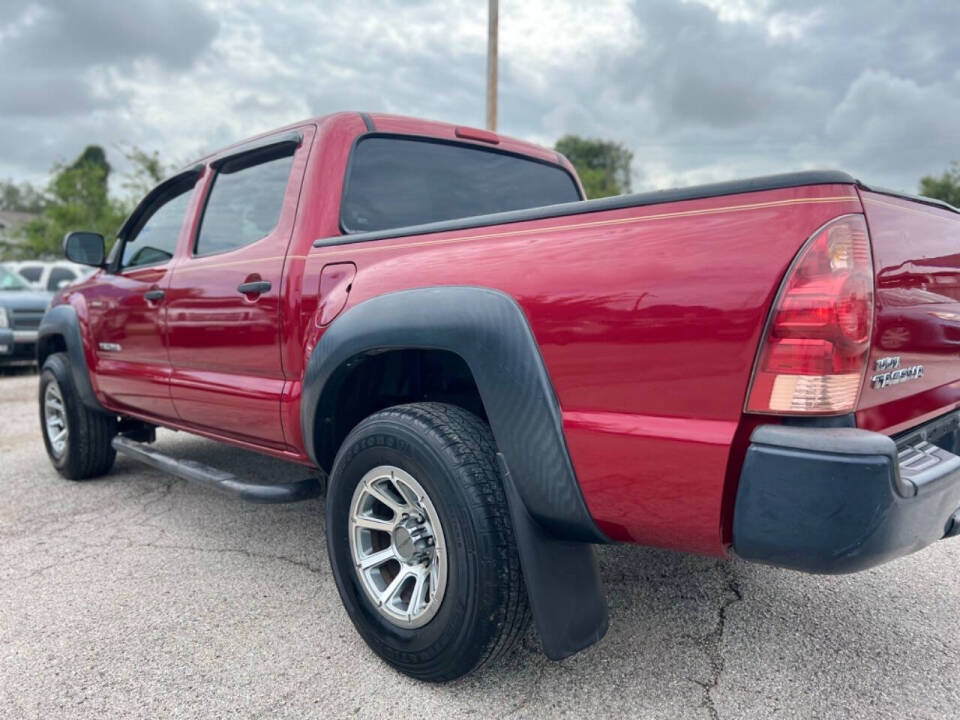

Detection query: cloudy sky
xmin=2 ymin=0 xmax=958 ymax=197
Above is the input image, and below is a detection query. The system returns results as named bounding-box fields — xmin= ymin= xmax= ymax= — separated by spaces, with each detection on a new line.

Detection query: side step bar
xmin=111 ymin=436 xmax=324 ymax=503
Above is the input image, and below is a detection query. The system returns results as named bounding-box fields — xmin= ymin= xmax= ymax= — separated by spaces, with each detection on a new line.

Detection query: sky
xmin=1 ymin=0 xmax=959 ymax=197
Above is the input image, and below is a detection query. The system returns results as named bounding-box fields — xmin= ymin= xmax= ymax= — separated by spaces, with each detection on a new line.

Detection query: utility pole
xmin=486 ymin=0 xmax=498 ymax=131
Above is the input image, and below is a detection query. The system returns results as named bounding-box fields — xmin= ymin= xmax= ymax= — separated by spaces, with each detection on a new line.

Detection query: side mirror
xmin=63 ymin=231 xmax=106 ymax=267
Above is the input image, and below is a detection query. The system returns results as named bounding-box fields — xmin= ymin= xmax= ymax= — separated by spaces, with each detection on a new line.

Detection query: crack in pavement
xmin=135 ymin=541 xmax=326 ymax=575
xmin=689 ymin=562 xmax=743 ymax=720
xmin=5 ymin=539 xmax=326 ymax=583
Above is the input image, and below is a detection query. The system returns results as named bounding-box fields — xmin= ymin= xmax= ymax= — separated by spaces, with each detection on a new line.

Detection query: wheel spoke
xmin=391 ymin=476 xmax=421 ymax=508
xmin=407 ymin=567 xmax=430 ymax=617
xmin=379 ymin=566 xmax=413 ymax=606
xmin=358 ymin=547 xmax=396 ymax=570
xmin=52 ymin=429 xmax=67 ymax=445
xmin=364 ymin=480 xmax=405 ymax=515
xmin=430 ymin=555 xmax=440 ymax=592
xmin=353 ymin=514 xmax=395 ymax=533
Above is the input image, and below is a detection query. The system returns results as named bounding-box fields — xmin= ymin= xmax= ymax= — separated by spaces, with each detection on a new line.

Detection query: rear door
xmin=857 ymin=190 xmax=960 ymax=433
xmin=85 ymin=169 xmax=203 ymax=419
xmin=164 ymin=127 xmax=314 ymax=448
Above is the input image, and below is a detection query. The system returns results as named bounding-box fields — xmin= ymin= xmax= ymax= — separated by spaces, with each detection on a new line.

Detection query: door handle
xmin=237 ymin=280 xmax=272 ymax=295
xmin=144 ymin=289 xmax=165 ymax=301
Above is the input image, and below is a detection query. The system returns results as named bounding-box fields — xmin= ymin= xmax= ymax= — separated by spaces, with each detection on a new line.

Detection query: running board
xmin=111 ymin=436 xmax=324 ymax=503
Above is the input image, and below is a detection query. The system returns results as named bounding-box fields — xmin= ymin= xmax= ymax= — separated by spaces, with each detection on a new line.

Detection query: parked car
xmin=2 ymin=260 xmax=94 ymax=292
xmin=37 ymin=112 xmax=960 ymax=681
xmin=0 ymin=264 xmax=52 ymax=364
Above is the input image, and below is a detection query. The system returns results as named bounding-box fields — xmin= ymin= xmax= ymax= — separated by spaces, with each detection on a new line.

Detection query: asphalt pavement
xmin=1 ymin=371 xmax=958 ymax=719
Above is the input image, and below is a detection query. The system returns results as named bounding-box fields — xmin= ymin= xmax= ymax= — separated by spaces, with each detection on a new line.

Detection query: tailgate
xmin=858 ymin=189 xmax=960 ymax=433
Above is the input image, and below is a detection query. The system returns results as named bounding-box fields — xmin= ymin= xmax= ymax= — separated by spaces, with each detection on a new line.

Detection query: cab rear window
xmin=340 ymin=136 xmax=582 ymax=233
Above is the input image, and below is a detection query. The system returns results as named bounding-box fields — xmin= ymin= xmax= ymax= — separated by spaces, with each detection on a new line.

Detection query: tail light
xmin=746 ymin=214 xmax=874 ymax=414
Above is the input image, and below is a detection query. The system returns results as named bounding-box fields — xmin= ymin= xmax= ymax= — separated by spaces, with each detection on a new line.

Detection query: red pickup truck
xmin=40 ymin=112 xmax=960 ymax=681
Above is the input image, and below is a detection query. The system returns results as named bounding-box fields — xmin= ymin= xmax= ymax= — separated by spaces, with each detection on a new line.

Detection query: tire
xmin=39 ymin=352 xmax=117 ymax=480
xmin=326 ymin=402 xmax=530 ymax=682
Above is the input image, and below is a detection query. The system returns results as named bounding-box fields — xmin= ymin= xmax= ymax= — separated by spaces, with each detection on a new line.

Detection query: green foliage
xmin=919 ymin=163 xmax=960 ymax=208
xmin=119 ymin=145 xmax=168 ymax=201
xmin=6 ymin=144 xmax=169 ymax=260
xmin=0 ymin=179 xmax=46 ymax=213
xmin=19 ymin=146 xmax=127 ymax=259
xmin=555 ymin=135 xmax=634 ymax=199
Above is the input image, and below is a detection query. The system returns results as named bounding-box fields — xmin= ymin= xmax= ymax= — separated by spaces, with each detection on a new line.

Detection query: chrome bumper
xmin=0 ymin=328 xmax=37 ymax=352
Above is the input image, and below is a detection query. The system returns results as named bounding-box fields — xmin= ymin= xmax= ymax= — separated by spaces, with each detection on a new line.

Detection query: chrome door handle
xmin=237 ymin=280 xmax=272 ymax=294
xmin=144 ymin=289 xmax=165 ymax=301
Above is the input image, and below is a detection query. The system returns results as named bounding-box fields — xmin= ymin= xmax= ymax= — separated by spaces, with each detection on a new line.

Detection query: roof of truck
xmin=184 ymin=111 xmax=569 ymax=173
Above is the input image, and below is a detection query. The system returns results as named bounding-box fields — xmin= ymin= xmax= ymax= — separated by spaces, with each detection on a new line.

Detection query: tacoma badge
xmin=871 ymin=356 xmax=924 ymax=389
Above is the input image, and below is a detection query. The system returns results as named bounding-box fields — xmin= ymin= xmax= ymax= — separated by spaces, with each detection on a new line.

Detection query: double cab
xmin=38 ymin=112 xmax=960 ymax=681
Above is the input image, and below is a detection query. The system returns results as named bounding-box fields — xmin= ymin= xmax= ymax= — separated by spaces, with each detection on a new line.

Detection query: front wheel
xmin=326 ymin=402 xmax=530 ymax=682
xmin=39 ymin=352 xmax=117 ymax=480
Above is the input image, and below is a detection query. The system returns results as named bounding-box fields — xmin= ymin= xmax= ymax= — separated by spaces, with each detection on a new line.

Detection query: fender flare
xmin=300 ymin=286 xmax=607 ymax=544
xmin=37 ymin=304 xmax=106 ymax=412
xmin=301 ymin=286 xmax=610 ymax=659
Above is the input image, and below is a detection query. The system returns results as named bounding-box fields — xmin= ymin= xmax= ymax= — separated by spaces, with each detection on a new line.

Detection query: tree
xmin=919 ymin=163 xmax=960 ymax=207
xmin=118 ymin=145 xmax=168 ymax=202
xmin=0 ymin=179 xmax=46 ymax=213
xmin=555 ymin=135 xmax=634 ymax=199
xmin=19 ymin=146 xmax=127 ymax=259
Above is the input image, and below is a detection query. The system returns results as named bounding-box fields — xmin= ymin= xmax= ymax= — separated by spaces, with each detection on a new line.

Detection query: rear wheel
xmin=326 ymin=402 xmax=530 ymax=681
xmin=39 ymin=352 xmax=116 ymax=480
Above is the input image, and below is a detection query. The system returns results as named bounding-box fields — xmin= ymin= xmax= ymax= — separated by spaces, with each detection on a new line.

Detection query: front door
xmin=164 ymin=129 xmax=312 ymax=448
xmin=86 ymin=176 xmax=199 ymax=419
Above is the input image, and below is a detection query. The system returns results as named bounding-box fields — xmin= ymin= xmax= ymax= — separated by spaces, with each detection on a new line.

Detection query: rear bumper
xmin=733 ymin=413 xmax=960 ymax=574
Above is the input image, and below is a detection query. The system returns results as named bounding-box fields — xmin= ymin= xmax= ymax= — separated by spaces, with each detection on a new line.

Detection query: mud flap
xmin=498 ymin=453 xmax=609 ymax=660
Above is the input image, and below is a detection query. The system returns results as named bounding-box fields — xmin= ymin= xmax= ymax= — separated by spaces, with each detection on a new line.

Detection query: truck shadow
xmin=109 ymin=430 xmax=959 ymax=717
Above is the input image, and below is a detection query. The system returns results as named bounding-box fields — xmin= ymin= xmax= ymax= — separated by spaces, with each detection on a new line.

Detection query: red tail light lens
xmin=746 ymin=214 xmax=874 ymax=414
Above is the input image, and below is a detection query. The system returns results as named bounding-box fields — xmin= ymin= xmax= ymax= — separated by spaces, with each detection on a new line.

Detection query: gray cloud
xmin=0 ymin=0 xmax=957 ymax=197
xmin=3 ymin=0 xmax=219 ymax=71
xmin=0 ymin=0 xmax=217 ymax=119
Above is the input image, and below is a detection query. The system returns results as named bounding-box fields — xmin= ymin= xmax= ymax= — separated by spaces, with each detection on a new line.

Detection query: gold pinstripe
xmin=311 ymin=195 xmax=858 ymax=255
xmin=863 ymin=194 xmax=959 ymax=223
xmin=172 ymin=255 xmax=301 ymax=273
xmin=170 ymin=195 xmax=859 ymax=272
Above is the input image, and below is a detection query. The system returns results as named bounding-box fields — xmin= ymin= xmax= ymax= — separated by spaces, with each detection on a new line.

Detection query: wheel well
xmin=37 ymin=333 xmax=67 ymax=368
xmin=313 ymin=349 xmax=487 ymax=470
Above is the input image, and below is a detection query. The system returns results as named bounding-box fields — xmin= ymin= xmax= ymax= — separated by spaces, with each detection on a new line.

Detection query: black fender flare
xmin=37 ymin=304 xmax=106 ymax=412
xmin=300 ymin=286 xmax=605 ymax=543
xmin=300 ymin=286 xmax=609 ymax=659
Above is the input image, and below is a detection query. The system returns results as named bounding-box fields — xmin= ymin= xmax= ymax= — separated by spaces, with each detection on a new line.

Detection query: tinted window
xmin=341 ymin=137 xmax=582 ymax=233
xmin=19 ymin=266 xmax=42 ymax=282
xmin=195 ymin=153 xmax=293 ymax=256
xmin=46 ymin=267 xmax=77 ymax=290
xmin=122 ymin=189 xmax=192 ymax=268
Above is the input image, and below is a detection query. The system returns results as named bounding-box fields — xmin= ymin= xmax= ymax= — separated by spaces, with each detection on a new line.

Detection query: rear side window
xmin=46 ymin=267 xmax=77 ymax=291
xmin=340 ymin=136 xmax=582 ymax=233
xmin=194 ymin=153 xmax=294 ymax=256
xmin=19 ymin=266 xmax=42 ymax=282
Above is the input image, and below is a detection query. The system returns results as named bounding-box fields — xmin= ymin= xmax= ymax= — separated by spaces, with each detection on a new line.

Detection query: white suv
xmin=1 ymin=261 xmax=94 ymax=292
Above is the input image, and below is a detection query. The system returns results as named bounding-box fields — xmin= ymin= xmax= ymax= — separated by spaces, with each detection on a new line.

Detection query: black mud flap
xmin=498 ymin=454 xmax=609 ymax=661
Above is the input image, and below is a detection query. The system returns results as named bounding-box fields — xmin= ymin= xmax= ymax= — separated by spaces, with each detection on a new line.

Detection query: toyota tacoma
xmin=38 ymin=112 xmax=960 ymax=681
